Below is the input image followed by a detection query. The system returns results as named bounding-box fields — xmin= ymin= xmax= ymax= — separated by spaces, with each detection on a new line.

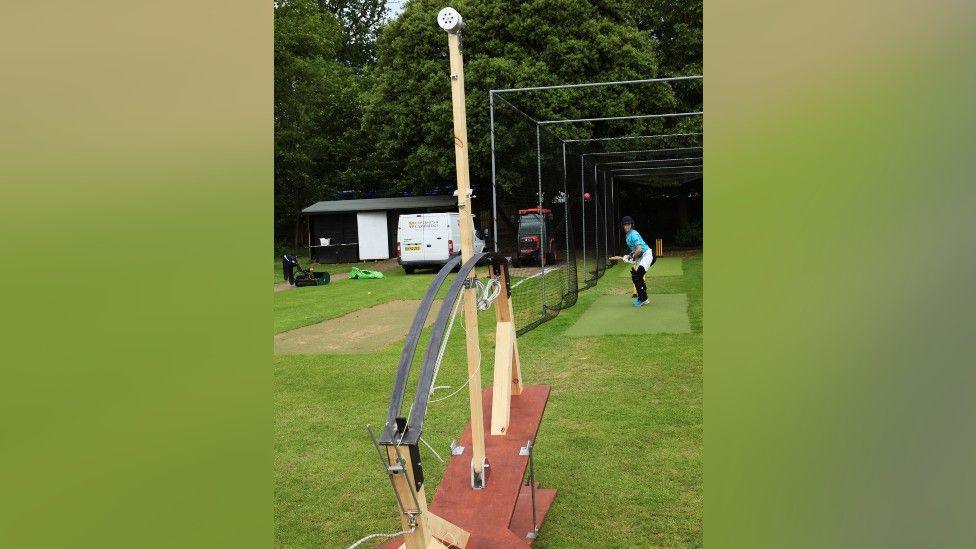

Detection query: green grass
xmin=274 ymin=269 xmax=454 ymax=333
xmin=565 ymin=293 xmax=691 ymax=336
xmin=274 ymin=252 xmax=703 ymax=547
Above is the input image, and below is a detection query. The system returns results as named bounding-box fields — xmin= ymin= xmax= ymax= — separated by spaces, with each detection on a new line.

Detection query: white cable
xmin=428 ymin=366 xmax=480 ymax=404
xmin=510 ymin=266 xmax=561 ymax=290
xmin=398 ymin=292 xmax=464 ymax=447
xmin=347 ymin=527 xmax=416 ymax=549
xmin=429 ymin=304 xmax=483 ymax=405
xmin=476 ymin=277 xmax=502 ymax=310
xmin=475 ymin=277 xmax=502 ymax=310
xmin=429 ymin=292 xmax=463 ymax=397
xmin=419 ymin=435 xmax=445 ymax=464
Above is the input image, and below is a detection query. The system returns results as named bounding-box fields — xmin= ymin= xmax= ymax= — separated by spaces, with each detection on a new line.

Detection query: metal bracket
xmin=470 ymin=457 xmax=490 ymax=490
xmin=450 ymin=439 xmax=465 ymax=456
xmin=519 ymin=439 xmax=538 ymax=538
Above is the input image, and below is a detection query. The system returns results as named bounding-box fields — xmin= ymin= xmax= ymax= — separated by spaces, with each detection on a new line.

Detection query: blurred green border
xmin=706 ymin=1 xmax=976 ymax=546
xmin=1 ymin=1 xmax=271 ymax=547
xmin=2 ymin=0 xmax=974 ymax=546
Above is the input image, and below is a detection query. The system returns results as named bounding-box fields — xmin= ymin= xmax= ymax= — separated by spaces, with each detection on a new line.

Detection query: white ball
xmin=437 ymin=7 xmax=463 ymax=32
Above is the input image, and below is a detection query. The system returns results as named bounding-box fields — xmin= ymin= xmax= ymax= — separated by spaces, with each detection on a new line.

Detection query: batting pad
xmin=565 ymin=293 xmax=691 ymax=336
xmin=617 ymin=256 xmax=683 ymax=277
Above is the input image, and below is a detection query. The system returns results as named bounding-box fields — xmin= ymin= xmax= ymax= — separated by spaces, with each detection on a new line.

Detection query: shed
xmin=302 ymin=195 xmax=458 ymax=263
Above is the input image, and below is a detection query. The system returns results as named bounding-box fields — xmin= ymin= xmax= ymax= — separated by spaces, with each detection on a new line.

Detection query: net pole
xmin=596 ymin=168 xmax=603 ymax=275
xmin=603 ymin=175 xmax=614 ymax=267
xmin=489 ymin=92 xmax=499 ymax=252
xmin=614 ymin=178 xmax=621 ymax=252
xmin=610 ymin=176 xmax=616 ymax=254
xmin=562 ymin=141 xmax=570 ymax=295
xmin=536 ymin=123 xmax=546 ymax=316
xmin=580 ymin=155 xmax=586 ymax=279
xmin=603 ymin=171 xmax=609 ymax=272
xmin=592 ymin=162 xmax=598 ymax=280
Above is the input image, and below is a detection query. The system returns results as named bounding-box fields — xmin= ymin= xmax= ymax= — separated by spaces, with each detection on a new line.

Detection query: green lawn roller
xmin=282 ymin=255 xmax=329 ymax=287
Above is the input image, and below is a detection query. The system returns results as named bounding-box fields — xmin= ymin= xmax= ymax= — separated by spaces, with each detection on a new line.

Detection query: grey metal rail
xmin=379 ymin=252 xmax=510 ymax=446
xmin=383 ymin=255 xmax=462 ymax=434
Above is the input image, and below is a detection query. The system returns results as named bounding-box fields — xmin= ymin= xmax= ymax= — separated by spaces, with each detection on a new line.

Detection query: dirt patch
xmin=274 ymin=299 xmax=441 ymax=355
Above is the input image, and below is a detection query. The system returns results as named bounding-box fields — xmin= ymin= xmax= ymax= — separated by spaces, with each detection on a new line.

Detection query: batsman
xmin=621 ymin=215 xmax=656 ymax=307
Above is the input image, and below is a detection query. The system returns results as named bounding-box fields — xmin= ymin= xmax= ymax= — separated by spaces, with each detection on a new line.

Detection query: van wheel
xmin=403 ymin=266 xmax=415 ymax=274
xmin=511 ymin=255 xmax=520 ymax=267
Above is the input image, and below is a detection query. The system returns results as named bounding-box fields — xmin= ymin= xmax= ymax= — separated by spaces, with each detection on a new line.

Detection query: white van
xmin=396 ymin=213 xmax=486 ymax=273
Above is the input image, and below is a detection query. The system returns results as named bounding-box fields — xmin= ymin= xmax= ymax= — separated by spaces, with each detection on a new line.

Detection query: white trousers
xmin=636 ymin=250 xmax=655 ymax=271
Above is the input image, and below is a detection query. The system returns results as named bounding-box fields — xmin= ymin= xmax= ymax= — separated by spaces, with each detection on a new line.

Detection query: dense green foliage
xmin=274 ymin=0 xmax=702 ymax=244
xmin=275 ymin=0 xmax=364 ymax=245
xmin=318 ymin=0 xmax=389 ymax=67
xmin=364 ymin=0 xmax=681 ymax=195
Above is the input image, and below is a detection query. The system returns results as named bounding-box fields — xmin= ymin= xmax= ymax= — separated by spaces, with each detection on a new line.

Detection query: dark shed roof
xmin=302 ymin=195 xmax=456 ymax=214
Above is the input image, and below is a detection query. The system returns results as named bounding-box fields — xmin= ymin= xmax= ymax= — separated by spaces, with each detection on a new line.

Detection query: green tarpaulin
xmin=348 ymin=267 xmax=384 ymax=279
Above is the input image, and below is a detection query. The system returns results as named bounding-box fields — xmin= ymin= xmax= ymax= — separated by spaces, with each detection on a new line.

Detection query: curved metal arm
xmin=383 ymin=255 xmax=461 ymax=434
xmin=379 ymin=252 xmax=510 ymax=446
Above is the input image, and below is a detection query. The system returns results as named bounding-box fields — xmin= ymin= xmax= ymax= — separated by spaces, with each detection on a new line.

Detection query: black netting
xmin=487 ymin=79 xmax=703 ymax=334
xmin=489 ymin=98 xmax=582 ymax=335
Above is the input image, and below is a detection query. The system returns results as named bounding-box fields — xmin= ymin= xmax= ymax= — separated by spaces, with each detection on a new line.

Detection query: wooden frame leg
xmin=491 ymin=321 xmax=514 ymax=435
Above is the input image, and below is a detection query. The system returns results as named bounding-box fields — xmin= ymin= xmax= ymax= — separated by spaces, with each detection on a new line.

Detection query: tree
xmin=275 ymin=0 xmax=363 ymax=247
xmin=362 ymin=0 xmax=681 ymax=196
xmin=629 ymin=0 xmax=701 ymax=77
xmin=628 ymin=0 xmax=702 ymax=107
xmin=317 ymin=0 xmax=389 ymax=68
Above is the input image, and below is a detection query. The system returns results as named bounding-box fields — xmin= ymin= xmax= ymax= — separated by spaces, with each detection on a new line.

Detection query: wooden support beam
xmin=383 ymin=447 xmax=471 ymax=548
xmin=494 ymin=264 xmax=523 ymax=397
xmin=446 ymin=30 xmax=486 ymax=484
xmin=490 ymin=321 xmax=514 ymax=435
xmin=386 ymin=447 xmax=432 ymax=549
xmin=427 ymin=512 xmax=471 ymax=548
xmin=510 ymin=320 xmax=523 ymax=396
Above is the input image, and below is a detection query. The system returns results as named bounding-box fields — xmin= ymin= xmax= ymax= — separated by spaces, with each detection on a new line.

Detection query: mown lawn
xmin=274 ymin=252 xmax=703 ymax=547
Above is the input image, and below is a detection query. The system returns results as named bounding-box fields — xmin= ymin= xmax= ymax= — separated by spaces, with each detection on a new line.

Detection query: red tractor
xmin=511 ymin=207 xmax=557 ymax=267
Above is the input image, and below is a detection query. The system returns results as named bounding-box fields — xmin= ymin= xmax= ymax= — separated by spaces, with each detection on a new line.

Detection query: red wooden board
xmin=509 ymin=483 xmax=557 ymax=541
xmin=379 ymin=384 xmax=556 ymax=548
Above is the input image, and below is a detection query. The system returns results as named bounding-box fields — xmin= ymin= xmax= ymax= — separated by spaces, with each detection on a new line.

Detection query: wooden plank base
xmin=380 ymin=385 xmax=555 ymax=548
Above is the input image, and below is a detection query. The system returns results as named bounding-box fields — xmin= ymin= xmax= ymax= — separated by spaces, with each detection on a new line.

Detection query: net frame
xmin=487 ymin=76 xmax=703 ymax=333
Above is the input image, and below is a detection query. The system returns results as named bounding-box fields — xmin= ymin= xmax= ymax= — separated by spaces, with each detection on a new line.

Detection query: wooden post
xmin=655 ymin=238 xmax=664 ymax=258
xmin=385 ymin=445 xmax=470 ymax=548
xmin=446 ymin=29 xmax=487 ymax=486
xmin=386 ymin=446 xmax=432 ymax=549
xmin=491 ymin=264 xmax=523 ymax=434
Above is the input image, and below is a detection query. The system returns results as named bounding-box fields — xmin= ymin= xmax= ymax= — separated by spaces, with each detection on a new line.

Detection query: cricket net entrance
xmin=488 ymin=77 xmax=702 ymax=334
